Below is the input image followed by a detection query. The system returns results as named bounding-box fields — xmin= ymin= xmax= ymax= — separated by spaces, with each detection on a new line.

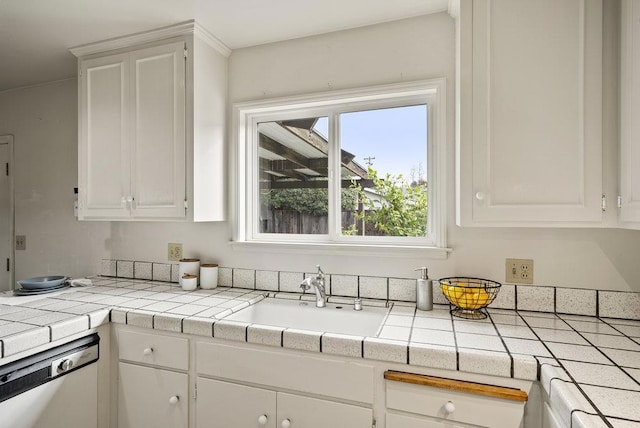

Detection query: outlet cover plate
xmin=505 ymin=258 xmax=534 ymax=284
xmin=168 ymin=243 xmax=183 ymax=262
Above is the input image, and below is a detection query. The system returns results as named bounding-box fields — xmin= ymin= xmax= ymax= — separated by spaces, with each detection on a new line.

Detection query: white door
xmin=458 ymin=0 xmax=603 ymax=226
xmin=277 ymin=392 xmax=372 ymax=428
xmin=620 ymin=0 xmax=640 ymax=227
xmin=79 ymin=53 xmax=131 ymax=219
xmin=130 ymin=42 xmax=186 ymax=219
xmin=0 ymin=138 xmax=10 ymax=291
xmin=196 ymin=377 xmax=277 ymax=428
xmin=118 ymin=363 xmax=188 ymax=428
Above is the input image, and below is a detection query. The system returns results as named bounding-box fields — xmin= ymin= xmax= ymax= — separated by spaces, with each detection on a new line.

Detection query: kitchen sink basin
xmin=225 ymin=298 xmax=389 ymax=337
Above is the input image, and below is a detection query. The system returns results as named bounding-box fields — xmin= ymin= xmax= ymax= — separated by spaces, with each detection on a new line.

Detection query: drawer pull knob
xmin=258 ymin=415 xmax=268 ymax=425
xmin=169 ymin=396 xmax=179 ymax=405
xmin=475 ymin=192 xmax=485 ymax=201
xmin=281 ymin=418 xmax=291 ymax=428
xmin=445 ymin=401 xmax=455 ymax=414
xmin=143 ymin=347 xmax=153 ymax=356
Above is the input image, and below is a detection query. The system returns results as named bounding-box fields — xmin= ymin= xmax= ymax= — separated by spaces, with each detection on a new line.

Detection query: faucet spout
xmin=300 ymin=266 xmax=327 ymax=308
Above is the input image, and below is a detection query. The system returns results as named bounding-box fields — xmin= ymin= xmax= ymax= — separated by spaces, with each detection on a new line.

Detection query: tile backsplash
xmin=101 ymin=259 xmax=640 ymax=320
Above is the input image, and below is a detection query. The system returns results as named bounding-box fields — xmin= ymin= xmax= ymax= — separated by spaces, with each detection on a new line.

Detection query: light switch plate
xmin=15 ymin=235 xmax=26 ymax=251
xmin=505 ymin=258 xmax=534 ymax=284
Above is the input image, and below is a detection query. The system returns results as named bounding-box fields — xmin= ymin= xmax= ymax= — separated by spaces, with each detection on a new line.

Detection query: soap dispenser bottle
xmin=415 ymin=267 xmax=433 ymax=311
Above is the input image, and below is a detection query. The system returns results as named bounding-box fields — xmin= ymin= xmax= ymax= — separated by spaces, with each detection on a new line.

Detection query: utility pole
xmin=364 ymin=156 xmax=375 ymax=166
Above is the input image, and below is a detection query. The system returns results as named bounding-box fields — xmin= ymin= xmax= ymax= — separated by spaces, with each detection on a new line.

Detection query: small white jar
xmin=200 ymin=264 xmax=219 ymax=289
xmin=181 ymin=274 xmax=198 ymax=291
xmin=179 ymin=258 xmax=200 ymax=284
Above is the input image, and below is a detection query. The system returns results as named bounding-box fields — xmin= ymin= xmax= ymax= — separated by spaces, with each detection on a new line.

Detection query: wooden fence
xmin=260 ymin=210 xmax=384 ymax=236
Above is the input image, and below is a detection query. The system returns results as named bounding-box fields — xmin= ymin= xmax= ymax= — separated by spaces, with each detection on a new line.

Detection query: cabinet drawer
xmin=196 ymin=342 xmax=374 ymax=404
xmin=118 ymin=329 xmax=189 ymax=370
xmin=385 ymin=371 xmax=526 ymax=428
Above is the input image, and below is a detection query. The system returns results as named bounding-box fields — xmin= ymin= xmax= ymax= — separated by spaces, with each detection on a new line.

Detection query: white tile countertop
xmin=0 ymin=276 xmax=638 ymax=427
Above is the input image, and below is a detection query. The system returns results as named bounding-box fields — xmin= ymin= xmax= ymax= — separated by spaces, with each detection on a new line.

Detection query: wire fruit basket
xmin=437 ymin=277 xmax=501 ymax=320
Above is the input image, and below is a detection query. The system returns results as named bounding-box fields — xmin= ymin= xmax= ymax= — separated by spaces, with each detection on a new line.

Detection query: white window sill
xmin=228 ymin=240 xmax=451 ymax=259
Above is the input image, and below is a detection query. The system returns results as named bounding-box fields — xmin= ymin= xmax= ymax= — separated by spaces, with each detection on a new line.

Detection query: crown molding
xmin=70 ymin=19 xmax=231 ymax=58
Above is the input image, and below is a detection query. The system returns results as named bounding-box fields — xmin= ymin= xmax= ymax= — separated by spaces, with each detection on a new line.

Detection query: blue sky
xmin=313 ymin=104 xmax=427 ymax=182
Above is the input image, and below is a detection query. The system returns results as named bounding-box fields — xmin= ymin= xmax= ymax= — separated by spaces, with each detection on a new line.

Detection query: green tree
xmin=351 ymin=167 xmax=428 ymax=237
xmin=262 ymin=188 xmax=358 ymax=216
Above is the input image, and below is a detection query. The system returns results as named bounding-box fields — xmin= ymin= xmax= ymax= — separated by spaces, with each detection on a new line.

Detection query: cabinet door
xmin=277 ymin=392 xmax=372 ymax=428
xmin=118 ymin=362 xmax=188 ymax=428
xmin=457 ymin=0 xmax=603 ymax=226
xmin=620 ymin=0 xmax=640 ymax=227
xmin=79 ymin=53 xmax=131 ymax=219
xmin=130 ymin=42 xmax=186 ymax=219
xmin=387 ymin=413 xmax=476 ymax=428
xmin=196 ymin=377 xmax=276 ymax=428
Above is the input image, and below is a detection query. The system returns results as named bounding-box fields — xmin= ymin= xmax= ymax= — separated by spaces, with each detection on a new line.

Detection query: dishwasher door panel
xmin=0 ymin=363 xmax=98 ymax=428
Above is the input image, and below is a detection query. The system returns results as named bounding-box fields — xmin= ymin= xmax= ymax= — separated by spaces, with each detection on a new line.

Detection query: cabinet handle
xmin=475 ymin=192 xmax=485 ymax=201
xmin=121 ymin=196 xmax=127 ymax=207
xmin=143 ymin=347 xmax=153 ymax=356
xmin=169 ymin=395 xmax=179 ymax=405
xmin=257 ymin=415 xmax=268 ymax=425
xmin=281 ymin=418 xmax=291 ymax=428
xmin=444 ymin=401 xmax=455 ymax=414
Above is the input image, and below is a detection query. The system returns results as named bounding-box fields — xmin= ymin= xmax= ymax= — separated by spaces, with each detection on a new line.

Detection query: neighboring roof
xmin=258 ymin=119 xmax=373 ymax=190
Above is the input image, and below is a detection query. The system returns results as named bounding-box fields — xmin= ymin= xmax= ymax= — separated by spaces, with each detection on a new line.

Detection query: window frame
xmin=232 ymin=79 xmax=448 ymax=252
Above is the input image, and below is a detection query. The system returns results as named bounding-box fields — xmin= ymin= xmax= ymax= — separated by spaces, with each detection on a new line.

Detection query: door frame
xmin=0 ymin=135 xmax=14 ymax=290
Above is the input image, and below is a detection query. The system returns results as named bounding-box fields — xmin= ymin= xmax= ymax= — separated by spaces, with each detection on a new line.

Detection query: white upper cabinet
xmin=80 ymin=53 xmax=130 ymax=219
xmin=455 ymin=0 xmax=604 ymax=226
xmin=129 ymin=43 xmax=186 ymax=219
xmin=620 ymin=0 xmax=640 ymax=228
xmin=73 ymin=21 xmax=229 ymax=221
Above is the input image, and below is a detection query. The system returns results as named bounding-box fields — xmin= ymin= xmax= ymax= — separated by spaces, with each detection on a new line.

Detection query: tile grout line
xmin=560 ymin=319 xmax=640 ymax=389
xmin=487 ymin=312 xmax=514 ymax=378
xmin=518 ymin=315 xmax=614 ymax=428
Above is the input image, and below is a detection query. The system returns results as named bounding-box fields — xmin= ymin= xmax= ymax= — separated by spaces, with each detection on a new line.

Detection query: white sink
xmin=225 ymin=298 xmax=389 ymax=337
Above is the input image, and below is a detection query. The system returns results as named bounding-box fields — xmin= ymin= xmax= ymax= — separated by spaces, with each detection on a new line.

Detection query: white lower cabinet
xmin=118 ymin=362 xmax=189 ymax=428
xmin=385 ymin=372 xmax=527 ymax=428
xmin=196 ymin=378 xmax=276 ymax=428
xmin=196 ymin=377 xmax=372 ymax=428
xmin=386 ymin=412 xmax=471 ymax=428
xmin=195 ymin=341 xmax=374 ymax=428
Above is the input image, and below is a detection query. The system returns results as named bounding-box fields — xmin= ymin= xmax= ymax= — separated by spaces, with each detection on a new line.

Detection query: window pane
xmin=339 ymin=105 xmax=428 ymax=237
xmin=257 ymin=117 xmax=329 ymax=234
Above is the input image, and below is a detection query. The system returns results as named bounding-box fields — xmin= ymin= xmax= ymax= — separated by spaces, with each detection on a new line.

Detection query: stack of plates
xmin=15 ymin=276 xmax=70 ymax=296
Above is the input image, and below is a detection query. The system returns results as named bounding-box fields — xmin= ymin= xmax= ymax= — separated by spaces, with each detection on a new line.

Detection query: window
xmin=233 ymin=80 xmax=447 ymax=250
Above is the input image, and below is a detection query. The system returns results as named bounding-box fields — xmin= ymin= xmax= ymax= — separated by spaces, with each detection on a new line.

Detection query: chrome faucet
xmin=300 ymin=265 xmax=326 ymax=308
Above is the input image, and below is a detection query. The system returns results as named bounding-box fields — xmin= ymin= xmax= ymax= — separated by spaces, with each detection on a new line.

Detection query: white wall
xmin=4 ymin=13 xmax=639 ymax=292
xmin=0 ymin=79 xmax=111 ymax=282
xmin=107 ymin=13 xmax=640 ymax=292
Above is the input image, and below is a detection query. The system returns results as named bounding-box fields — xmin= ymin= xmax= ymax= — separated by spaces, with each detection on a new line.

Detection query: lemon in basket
xmin=460 ymin=287 xmax=491 ymax=310
xmin=440 ymin=282 xmax=466 ymax=306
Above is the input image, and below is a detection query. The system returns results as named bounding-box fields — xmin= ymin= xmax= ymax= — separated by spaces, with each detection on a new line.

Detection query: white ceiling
xmin=0 ymin=0 xmax=448 ymax=92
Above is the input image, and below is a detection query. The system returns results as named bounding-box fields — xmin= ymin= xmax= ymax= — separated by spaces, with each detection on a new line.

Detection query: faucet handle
xmin=316 ymin=264 xmax=325 ymax=279
xmin=300 ymin=277 xmax=312 ymax=291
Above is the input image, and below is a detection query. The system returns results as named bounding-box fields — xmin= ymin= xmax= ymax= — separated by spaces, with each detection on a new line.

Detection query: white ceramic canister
xmin=181 ymin=274 xmax=198 ymax=291
xmin=200 ymin=263 xmax=219 ymax=289
xmin=179 ymin=258 xmax=200 ymax=286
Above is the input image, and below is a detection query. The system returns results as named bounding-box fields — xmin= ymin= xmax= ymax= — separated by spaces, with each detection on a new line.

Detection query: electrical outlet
xmin=167 ymin=243 xmax=183 ymax=261
xmin=505 ymin=258 xmax=534 ymax=284
xmin=15 ymin=235 xmax=26 ymax=251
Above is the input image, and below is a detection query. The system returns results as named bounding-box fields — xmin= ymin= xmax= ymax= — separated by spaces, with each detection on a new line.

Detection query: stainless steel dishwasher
xmin=0 ymin=333 xmax=100 ymax=428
